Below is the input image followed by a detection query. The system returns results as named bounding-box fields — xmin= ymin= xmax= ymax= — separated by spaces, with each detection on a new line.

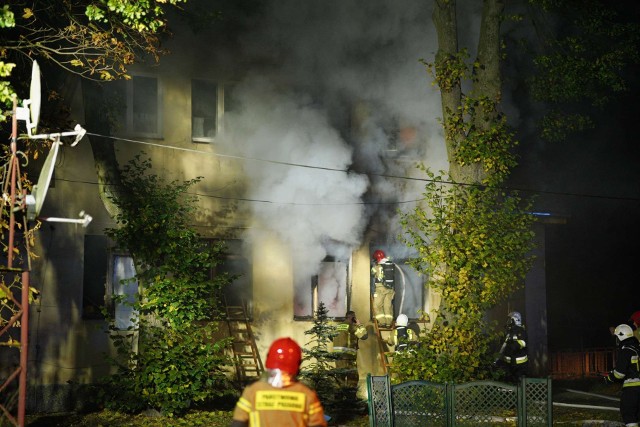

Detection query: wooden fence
xmin=549 ymin=348 xmax=616 ymax=378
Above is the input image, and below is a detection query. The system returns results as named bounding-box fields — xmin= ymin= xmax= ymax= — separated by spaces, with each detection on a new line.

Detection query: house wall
xmin=6 ymin=7 xmax=553 ymax=413
xmin=17 ymin=69 xmax=410 ymax=411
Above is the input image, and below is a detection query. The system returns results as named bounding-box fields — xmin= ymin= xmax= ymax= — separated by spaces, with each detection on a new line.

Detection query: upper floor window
xmin=110 ymin=75 xmax=163 ymax=138
xmin=191 ymin=80 xmax=238 ymax=143
xmin=192 ymin=79 xmax=224 ymax=142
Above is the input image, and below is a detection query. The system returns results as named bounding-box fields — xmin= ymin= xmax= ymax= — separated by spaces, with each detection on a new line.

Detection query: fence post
xmin=547 ymin=377 xmax=553 ymax=426
xmin=519 ymin=376 xmax=526 ymax=427
xmin=366 ymin=374 xmax=392 ymax=427
xmin=445 ymin=381 xmax=454 ymax=427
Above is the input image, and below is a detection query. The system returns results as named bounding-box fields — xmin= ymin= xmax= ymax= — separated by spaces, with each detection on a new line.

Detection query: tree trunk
xmin=432 ymin=0 xmax=462 ymax=166
xmin=433 ymin=0 xmax=504 ymax=185
xmin=430 ymin=0 xmax=505 ymax=323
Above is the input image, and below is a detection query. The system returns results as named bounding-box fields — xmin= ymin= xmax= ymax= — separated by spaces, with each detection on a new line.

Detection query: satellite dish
xmin=26 ymin=139 xmax=61 ymax=221
xmin=29 ymin=60 xmax=41 ymax=134
xmin=17 ymin=60 xmax=89 ymax=223
xmin=15 ymin=60 xmax=41 ymax=137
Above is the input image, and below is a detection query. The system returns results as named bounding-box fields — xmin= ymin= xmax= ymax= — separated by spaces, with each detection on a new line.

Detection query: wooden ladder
xmin=225 ymin=299 xmax=264 ymax=384
xmin=372 ymin=316 xmax=394 ymax=373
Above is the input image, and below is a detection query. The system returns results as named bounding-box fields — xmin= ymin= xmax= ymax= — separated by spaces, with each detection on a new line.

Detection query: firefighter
xmin=332 ymin=310 xmax=368 ymax=388
xmin=231 ymin=337 xmax=328 ymax=427
xmin=371 ymin=249 xmax=395 ymax=327
xmin=496 ymin=311 xmax=528 ymax=382
xmin=605 ymin=324 xmax=640 ymax=427
xmin=387 ymin=314 xmax=416 ymax=352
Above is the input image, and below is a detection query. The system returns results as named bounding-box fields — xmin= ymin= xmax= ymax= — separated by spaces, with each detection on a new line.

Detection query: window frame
xmin=205 ymin=238 xmax=253 ymax=318
xmin=294 ymin=255 xmax=351 ymax=321
xmin=118 ymin=73 xmax=163 ymax=139
xmin=82 ymin=235 xmax=108 ymax=320
xmin=191 ymin=79 xmax=226 ymax=143
xmin=106 ymin=252 xmax=139 ymax=330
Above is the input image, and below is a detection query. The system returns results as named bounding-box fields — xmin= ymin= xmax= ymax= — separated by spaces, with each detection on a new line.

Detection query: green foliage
xmin=444 ymin=96 xmax=519 ymax=185
xmin=0 ymin=5 xmax=14 ymax=28
xmin=100 ymin=154 xmax=234 ymax=416
xmin=423 ymin=50 xmax=518 ymax=186
xmin=0 ymin=0 xmax=187 ymax=113
xmin=299 ymin=302 xmax=366 ymax=421
xmin=528 ymin=0 xmax=640 ymax=141
xmin=300 ymin=302 xmax=339 ymax=377
xmin=85 ymin=0 xmax=187 ymax=33
xmin=540 ymin=110 xmax=594 ymax=143
xmin=404 ymin=2 xmax=537 ymax=384
xmin=398 ymin=170 xmax=536 ymax=383
xmin=422 ymin=49 xmax=471 ymax=92
xmin=0 ymin=62 xmax=15 ymax=120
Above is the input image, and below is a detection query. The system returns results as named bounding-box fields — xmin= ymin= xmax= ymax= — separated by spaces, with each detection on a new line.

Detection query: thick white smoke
xmin=218 ymin=0 xmax=463 ymax=291
xmin=223 ymin=78 xmax=368 ymax=284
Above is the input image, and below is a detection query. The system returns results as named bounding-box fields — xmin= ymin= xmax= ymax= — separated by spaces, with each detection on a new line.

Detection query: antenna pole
xmin=0 ymin=95 xmax=31 ymax=427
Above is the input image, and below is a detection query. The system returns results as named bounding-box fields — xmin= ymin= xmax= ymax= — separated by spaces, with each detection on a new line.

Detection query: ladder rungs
xmin=225 ymin=299 xmax=263 ymax=381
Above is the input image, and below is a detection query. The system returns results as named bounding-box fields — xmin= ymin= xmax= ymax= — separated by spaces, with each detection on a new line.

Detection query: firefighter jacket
xmin=501 ymin=324 xmax=528 ymax=365
xmin=332 ymin=321 xmax=368 ymax=358
xmin=606 ymin=337 xmax=640 ymax=388
xmin=371 ymin=260 xmax=395 ymax=289
xmin=231 ymin=379 xmax=328 ymax=427
xmin=387 ymin=326 xmax=416 ymax=351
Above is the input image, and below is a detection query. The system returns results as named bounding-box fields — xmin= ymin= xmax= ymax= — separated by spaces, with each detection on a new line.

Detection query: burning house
xmin=1 ymin=0 xmax=553 ymax=413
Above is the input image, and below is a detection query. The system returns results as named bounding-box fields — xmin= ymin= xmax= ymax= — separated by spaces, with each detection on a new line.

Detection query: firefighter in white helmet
xmin=495 ymin=311 xmax=528 ymax=382
xmin=387 ymin=314 xmax=416 ymax=352
xmin=371 ymin=249 xmax=395 ymax=327
xmin=605 ymin=324 xmax=640 ymax=427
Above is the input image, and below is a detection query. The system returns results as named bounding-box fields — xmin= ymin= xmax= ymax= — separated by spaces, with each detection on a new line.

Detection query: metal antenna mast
xmin=0 ymin=61 xmax=87 ymax=427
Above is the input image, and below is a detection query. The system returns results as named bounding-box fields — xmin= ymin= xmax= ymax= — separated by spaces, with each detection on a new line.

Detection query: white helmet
xmin=508 ymin=311 xmax=522 ymax=327
xmin=614 ymin=324 xmax=634 ymax=341
xmin=396 ymin=314 xmax=408 ymax=327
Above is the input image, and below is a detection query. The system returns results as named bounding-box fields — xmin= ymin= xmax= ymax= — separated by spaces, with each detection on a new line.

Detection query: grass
xmin=22 ymin=406 xmax=623 ymax=426
xmin=22 ymin=403 xmax=622 ymax=426
xmin=21 ymin=378 xmax=624 ymax=426
xmin=24 ymin=410 xmax=369 ymax=427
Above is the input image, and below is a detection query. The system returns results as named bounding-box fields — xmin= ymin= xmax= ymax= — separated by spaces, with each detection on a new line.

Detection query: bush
xmin=99 ymin=155 xmax=235 ymax=416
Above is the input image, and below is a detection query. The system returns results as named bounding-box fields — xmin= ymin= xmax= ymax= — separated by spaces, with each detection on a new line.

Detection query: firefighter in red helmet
xmin=231 ymin=337 xmax=327 ymax=427
xmin=371 ymin=249 xmax=395 ymax=327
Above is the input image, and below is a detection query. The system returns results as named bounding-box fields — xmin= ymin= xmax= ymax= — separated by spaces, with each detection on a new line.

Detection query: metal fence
xmin=367 ymin=375 xmax=552 ymax=427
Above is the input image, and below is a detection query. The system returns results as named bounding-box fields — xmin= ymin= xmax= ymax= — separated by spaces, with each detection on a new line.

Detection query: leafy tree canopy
xmin=0 ymin=0 xmax=186 ymax=121
xmin=526 ymin=0 xmax=640 ymax=141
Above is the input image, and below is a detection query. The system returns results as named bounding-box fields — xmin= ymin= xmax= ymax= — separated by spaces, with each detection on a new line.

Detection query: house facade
xmin=1 ymin=1 xmax=552 ymax=412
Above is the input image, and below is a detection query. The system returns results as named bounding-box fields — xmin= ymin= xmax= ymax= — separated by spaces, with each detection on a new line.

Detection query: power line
xmin=84 ymin=132 xmax=640 ymax=204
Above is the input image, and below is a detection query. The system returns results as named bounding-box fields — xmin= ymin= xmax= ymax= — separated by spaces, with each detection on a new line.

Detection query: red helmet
xmin=372 ymin=249 xmax=386 ymax=263
xmin=265 ymin=337 xmax=302 ymax=376
xmin=630 ymin=311 xmax=640 ymax=326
